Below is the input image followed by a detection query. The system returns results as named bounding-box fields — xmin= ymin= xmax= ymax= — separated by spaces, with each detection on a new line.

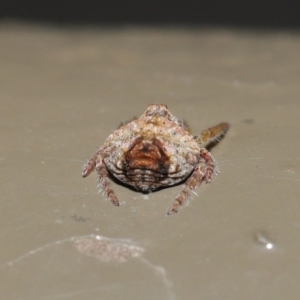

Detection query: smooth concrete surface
xmin=1 ymin=22 xmax=300 ymax=300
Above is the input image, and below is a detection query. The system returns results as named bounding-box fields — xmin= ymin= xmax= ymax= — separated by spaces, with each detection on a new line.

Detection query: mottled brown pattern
xmin=124 ymin=137 xmax=170 ymax=173
xmin=82 ymin=104 xmax=229 ymax=215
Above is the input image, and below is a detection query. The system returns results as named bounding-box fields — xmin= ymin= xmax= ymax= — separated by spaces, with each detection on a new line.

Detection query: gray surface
xmin=1 ymin=22 xmax=300 ymax=300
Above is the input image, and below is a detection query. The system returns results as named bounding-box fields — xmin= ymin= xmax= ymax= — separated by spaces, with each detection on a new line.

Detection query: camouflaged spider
xmin=83 ymin=104 xmax=229 ymax=215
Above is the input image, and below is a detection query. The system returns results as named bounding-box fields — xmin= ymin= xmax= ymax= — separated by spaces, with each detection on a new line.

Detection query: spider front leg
xmin=167 ymin=160 xmax=207 ymax=215
xmin=95 ymin=158 xmax=120 ymax=207
xmin=83 ymin=150 xmax=120 ymax=207
xmin=200 ymin=148 xmax=216 ymax=183
xmin=82 ymin=149 xmax=101 ymax=178
xmin=167 ymin=149 xmax=216 ymax=215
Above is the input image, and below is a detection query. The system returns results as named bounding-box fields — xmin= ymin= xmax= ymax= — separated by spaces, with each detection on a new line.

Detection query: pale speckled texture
xmin=1 ymin=22 xmax=300 ymax=300
xmin=83 ymin=104 xmax=226 ymax=214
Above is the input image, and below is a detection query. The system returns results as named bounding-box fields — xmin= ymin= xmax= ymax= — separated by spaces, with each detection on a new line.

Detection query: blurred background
xmin=1 ymin=0 xmax=300 ymax=28
xmin=1 ymin=2 xmax=300 ymax=300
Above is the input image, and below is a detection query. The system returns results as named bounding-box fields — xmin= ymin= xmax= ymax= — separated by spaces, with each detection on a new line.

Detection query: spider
xmin=82 ymin=104 xmax=229 ymax=215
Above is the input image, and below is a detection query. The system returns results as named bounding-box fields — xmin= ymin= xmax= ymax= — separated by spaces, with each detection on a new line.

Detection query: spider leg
xmin=95 ymin=158 xmax=120 ymax=207
xmin=82 ymin=149 xmax=102 ymax=178
xmin=167 ymin=161 xmax=206 ymax=215
xmin=195 ymin=122 xmax=229 ymax=146
xmin=200 ymin=148 xmax=216 ymax=183
xmin=167 ymin=148 xmax=217 ymax=215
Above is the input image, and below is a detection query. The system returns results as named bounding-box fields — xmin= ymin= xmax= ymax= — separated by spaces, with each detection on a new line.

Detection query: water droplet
xmin=254 ymin=231 xmax=275 ymax=250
